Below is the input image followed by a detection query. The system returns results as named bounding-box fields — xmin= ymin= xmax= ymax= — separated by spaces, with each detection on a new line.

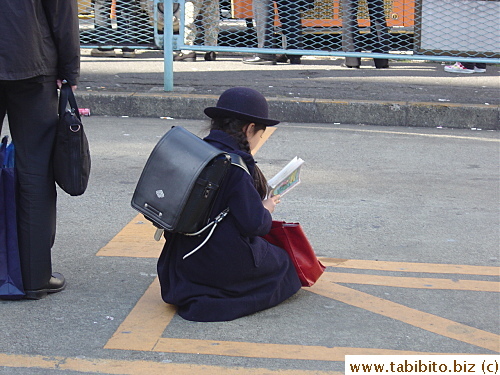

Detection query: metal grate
xmin=78 ymin=0 xmax=500 ymax=61
xmin=78 ymin=0 xmax=160 ymax=50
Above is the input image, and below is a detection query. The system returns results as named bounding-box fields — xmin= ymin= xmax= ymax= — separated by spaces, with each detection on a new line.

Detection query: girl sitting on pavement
xmin=157 ymin=87 xmax=302 ymax=322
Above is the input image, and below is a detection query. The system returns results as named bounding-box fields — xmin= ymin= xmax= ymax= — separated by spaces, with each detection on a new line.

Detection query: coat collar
xmin=204 ymin=130 xmax=256 ymax=173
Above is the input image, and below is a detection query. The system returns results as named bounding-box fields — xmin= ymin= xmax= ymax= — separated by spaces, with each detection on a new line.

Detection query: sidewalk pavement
xmin=1 ymin=118 xmax=498 ymax=374
xmin=78 ymin=49 xmax=500 ymax=130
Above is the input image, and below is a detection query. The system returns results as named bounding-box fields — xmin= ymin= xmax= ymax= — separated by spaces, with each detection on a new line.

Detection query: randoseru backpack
xmin=131 ymin=126 xmax=249 ymax=258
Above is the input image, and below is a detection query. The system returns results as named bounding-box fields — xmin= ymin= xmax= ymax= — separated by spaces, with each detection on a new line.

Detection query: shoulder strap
xmin=59 ymin=84 xmax=81 ymax=121
xmin=228 ymin=153 xmax=250 ymax=175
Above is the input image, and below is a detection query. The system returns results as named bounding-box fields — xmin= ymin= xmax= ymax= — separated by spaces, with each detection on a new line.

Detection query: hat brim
xmin=204 ymin=107 xmax=280 ymax=126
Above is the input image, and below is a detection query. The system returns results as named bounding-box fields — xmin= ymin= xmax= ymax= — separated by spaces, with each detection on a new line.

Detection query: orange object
xmin=232 ymin=0 xmax=414 ymax=28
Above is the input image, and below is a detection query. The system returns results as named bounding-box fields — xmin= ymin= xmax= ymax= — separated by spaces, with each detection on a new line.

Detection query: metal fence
xmin=78 ymin=0 xmax=500 ymax=88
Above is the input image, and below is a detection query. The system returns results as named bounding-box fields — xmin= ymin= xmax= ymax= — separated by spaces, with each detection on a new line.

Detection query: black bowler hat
xmin=204 ymin=87 xmax=280 ymax=126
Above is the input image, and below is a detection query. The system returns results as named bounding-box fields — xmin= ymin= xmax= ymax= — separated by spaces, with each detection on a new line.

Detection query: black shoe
xmin=204 ymin=51 xmax=216 ymax=61
xmin=242 ymin=56 xmax=276 ymax=65
xmin=174 ymin=51 xmax=196 ymax=62
xmin=276 ymin=54 xmax=301 ymax=64
xmin=276 ymin=54 xmax=288 ymax=63
xmin=24 ymin=273 xmax=66 ymax=300
xmin=374 ymin=59 xmax=389 ymax=69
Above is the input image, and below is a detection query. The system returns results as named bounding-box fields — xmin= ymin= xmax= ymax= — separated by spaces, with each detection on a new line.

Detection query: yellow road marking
xmin=105 ymin=278 xmax=173 ymax=351
xmin=323 ymin=272 xmax=499 ymax=292
xmin=0 ymin=353 xmax=339 ymax=375
xmin=103 ymin=278 xmax=470 ymax=360
xmin=96 ymin=216 xmax=162 ymax=258
xmin=97 ymin=215 xmax=499 ymax=362
xmin=322 ymin=258 xmax=499 ymax=276
xmin=308 ymin=281 xmax=500 ymax=353
xmin=153 ymin=338 xmax=460 ymax=361
xmin=97 ymin=220 xmax=498 ymax=279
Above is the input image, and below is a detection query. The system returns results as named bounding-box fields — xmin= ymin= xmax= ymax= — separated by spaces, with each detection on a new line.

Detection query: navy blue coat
xmin=157 ymin=130 xmax=301 ymax=322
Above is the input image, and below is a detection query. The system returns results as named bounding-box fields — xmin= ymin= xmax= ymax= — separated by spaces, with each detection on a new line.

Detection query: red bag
xmin=263 ymin=221 xmax=325 ymax=287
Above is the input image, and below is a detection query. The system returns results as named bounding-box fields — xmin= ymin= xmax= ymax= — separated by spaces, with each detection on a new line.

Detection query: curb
xmin=77 ymin=92 xmax=500 ymax=130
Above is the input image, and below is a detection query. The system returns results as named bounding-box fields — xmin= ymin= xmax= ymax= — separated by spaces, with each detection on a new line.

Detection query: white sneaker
xmin=474 ymin=66 xmax=486 ymax=73
xmin=444 ymin=62 xmax=474 ymax=74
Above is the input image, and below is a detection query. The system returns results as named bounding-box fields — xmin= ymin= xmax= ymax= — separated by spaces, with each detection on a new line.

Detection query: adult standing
xmin=0 ymin=1 xmax=80 ymax=299
xmin=174 ymin=0 xmax=221 ymax=61
xmin=243 ymin=0 xmax=308 ymax=65
xmin=91 ymin=0 xmax=140 ymax=58
xmin=341 ymin=0 xmax=390 ymax=69
xmin=92 ymin=0 xmax=116 ymax=56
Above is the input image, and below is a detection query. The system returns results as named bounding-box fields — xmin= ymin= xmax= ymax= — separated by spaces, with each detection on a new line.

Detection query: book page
xmin=268 ymin=156 xmax=304 ymax=197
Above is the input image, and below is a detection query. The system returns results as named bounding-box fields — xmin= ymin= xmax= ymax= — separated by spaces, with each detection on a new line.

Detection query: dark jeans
xmin=0 ymin=76 xmax=58 ymax=290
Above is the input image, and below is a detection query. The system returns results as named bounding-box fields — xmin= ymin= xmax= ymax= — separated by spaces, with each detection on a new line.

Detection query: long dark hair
xmin=210 ymin=118 xmax=268 ymax=199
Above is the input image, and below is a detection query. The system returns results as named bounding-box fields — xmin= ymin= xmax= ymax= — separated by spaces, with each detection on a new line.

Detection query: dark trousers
xmin=341 ymin=0 xmax=389 ymax=68
xmin=253 ymin=0 xmax=303 ymax=59
xmin=0 ymin=76 xmax=58 ymax=291
xmin=278 ymin=0 xmax=304 ymax=51
xmin=116 ymin=0 xmax=141 ymax=45
xmin=461 ymin=62 xmax=487 ymax=70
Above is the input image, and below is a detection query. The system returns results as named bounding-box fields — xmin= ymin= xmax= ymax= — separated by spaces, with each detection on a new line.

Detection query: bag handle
xmin=59 ymin=84 xmax=81 ymax=121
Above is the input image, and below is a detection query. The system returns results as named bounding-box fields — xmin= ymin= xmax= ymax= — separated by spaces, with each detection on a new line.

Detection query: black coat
xmin=157 ymin=130 xmax=301 ymax=322
xmin=0 ymin=0 xmax=80 ymax=84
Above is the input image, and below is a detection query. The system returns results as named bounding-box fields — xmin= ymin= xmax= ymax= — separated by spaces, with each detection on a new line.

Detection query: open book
xmin=267 ymin=156 xmax=304 ymax=197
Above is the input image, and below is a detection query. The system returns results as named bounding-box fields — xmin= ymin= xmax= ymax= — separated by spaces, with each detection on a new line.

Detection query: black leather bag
xmin=53 ymin=85 xmax=91 ymax=196
xmin=133 ymin=126 xmax=225 ymax=234
xmin=131 ymin=126 xmax=247 ymax=235
xmin=132 ymin=126 xmax=250 ymax=258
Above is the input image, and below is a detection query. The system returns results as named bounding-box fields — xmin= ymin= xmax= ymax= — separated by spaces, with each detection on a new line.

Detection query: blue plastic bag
xmin=0 ymin=136 xmax=24 ymax=299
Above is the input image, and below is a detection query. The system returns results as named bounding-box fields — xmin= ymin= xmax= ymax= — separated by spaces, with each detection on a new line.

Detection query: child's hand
xmin=263 ymin=195 xmax=281 ymax=213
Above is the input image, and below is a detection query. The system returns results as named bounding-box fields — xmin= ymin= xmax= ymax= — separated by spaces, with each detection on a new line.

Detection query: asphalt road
xmin=0 ymin=117 xmax=498 ymax=374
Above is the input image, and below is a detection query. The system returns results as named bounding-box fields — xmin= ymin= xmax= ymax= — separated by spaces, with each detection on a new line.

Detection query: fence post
xmin=158 ymin=0 xmax=174 ymax=91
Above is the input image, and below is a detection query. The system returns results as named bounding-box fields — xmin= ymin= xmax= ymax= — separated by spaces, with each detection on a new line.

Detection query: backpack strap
xmin=181 ymin=154 xmax=250 ymax=259
xmin=229 ymin=153 xmax=250 ymax=175
xmin=182 ymin=208 xmax=229 ymax=259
